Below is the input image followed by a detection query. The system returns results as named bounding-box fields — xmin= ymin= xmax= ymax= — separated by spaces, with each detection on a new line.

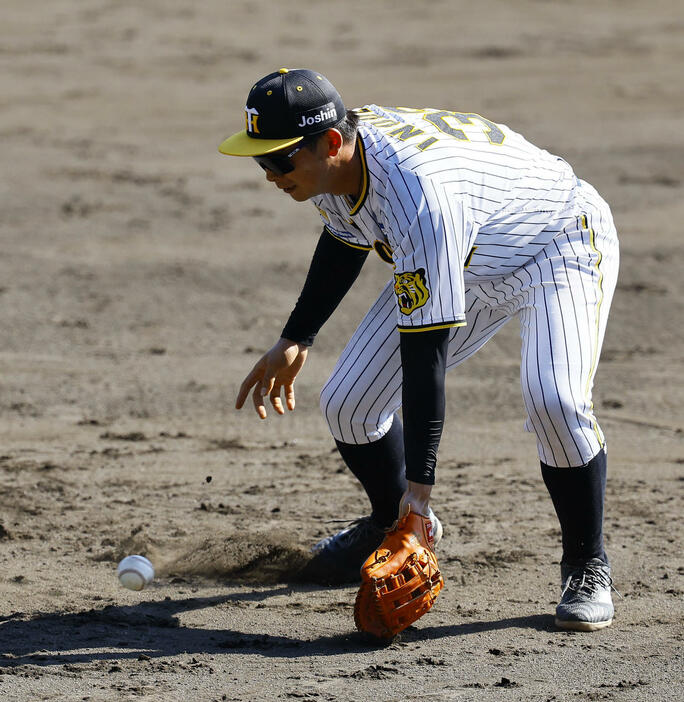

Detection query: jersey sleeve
xmin=312 ymin=200 xmax=373 ymax=251
xmin=383 ymin=166 xmax=474 ymax=332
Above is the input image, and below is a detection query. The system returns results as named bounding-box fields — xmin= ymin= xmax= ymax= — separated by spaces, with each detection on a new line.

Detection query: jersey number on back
xmin=423 ymin=111 xmax=506 ymax=145
xmin=357 ymin=107 xmax=507 ymax=150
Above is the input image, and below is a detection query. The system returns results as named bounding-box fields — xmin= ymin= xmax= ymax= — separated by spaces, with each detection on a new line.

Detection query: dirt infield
xmin=1 ymin=1 xmax=682 ymax=700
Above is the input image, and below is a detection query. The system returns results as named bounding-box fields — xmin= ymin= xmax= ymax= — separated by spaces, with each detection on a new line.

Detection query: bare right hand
xmin=235 ymin=338 xmax=309 ymax=419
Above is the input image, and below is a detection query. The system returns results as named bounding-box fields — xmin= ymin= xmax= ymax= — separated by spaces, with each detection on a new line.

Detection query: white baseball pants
xmin=320 ymin=181 xmax=619 ymax=468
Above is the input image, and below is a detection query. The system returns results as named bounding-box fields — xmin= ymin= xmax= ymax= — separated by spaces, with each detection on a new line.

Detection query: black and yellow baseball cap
xmin=218 ymin=68 xmax=346 ymax=157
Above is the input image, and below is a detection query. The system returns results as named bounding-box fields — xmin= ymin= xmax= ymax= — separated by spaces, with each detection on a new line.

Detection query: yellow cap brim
xmin=218 ymin=130 xmax=303 ymax=156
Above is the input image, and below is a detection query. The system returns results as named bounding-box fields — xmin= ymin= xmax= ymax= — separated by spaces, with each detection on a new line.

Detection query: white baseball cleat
xmin=555 ymin=558 xmax=615 ymax=631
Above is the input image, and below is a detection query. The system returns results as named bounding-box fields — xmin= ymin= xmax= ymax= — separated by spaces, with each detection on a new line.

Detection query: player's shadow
xmin=0 ymin=586 xmax=555 ymax=666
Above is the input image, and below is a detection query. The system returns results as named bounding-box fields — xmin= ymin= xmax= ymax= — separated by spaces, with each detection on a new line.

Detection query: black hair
xmin=336 ymin=109 xmax=360 ymax=144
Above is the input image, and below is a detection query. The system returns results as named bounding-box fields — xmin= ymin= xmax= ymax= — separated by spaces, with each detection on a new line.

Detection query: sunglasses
xmin=252 ymin=140 xmax=309 ymax=176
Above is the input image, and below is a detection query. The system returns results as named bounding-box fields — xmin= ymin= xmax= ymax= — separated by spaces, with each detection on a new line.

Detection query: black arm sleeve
xmin=399 ymin=327 xmax=451 ymax=485
xmin=281 ymin=228 xmax=370 ymax=346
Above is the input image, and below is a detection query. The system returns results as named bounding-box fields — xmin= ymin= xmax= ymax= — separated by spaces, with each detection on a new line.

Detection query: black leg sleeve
xmin=334 ymin=414 xmax=407 ymax=528
xmin=541 ymin=449 xmax=608 ymax=565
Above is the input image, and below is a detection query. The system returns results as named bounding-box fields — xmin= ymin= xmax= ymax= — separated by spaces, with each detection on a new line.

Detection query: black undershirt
xmin=282 ymin=228 xmax=448 ymax=485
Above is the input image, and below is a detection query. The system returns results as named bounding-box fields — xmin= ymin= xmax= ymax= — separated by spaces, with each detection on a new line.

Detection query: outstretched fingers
xmin=270 ymin=386 xmax=285 ymax=415
xmin=284 ymin=382 xmax=296 ymax=411
xmin=236 ymin=341 xmax=306 ymax=419
xmin=250 ymin=383 xmax=268 ymax=419
xmin=248 ymin=377 xmax=295 ymax=418
xmin=236 ymin=367 xmax=263 ymax=410
xmin=250 ymin=373 xmax=277 ymax=419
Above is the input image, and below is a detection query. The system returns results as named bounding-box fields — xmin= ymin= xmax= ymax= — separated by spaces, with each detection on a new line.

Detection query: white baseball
xmin=117 ymin=555 xmax=155 ymax=591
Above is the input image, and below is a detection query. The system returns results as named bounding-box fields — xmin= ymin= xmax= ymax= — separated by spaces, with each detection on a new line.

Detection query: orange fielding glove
xmin=354 ymin=507 xmax=444 ymax=639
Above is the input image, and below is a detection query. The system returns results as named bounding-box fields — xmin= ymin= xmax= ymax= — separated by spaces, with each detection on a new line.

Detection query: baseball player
xmin=220 ymin=68 xmax=619 ymax=632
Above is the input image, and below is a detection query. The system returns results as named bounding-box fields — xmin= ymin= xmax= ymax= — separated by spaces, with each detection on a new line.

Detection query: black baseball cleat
xmin=555 ymin=558 xmax=615 ymax=631
xmin=299 ymin=516 xmax=385 ymax=585
xmin=299 ymin=512 xmax=443 ymax=585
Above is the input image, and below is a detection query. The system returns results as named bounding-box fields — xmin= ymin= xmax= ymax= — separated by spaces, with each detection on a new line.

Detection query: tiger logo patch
xmin=394 ymin=268 xmax=430 ymax=315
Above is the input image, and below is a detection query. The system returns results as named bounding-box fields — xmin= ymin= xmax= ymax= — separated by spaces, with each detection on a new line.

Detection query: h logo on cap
xmin=245 ymin=106 xmax=260 ymax=134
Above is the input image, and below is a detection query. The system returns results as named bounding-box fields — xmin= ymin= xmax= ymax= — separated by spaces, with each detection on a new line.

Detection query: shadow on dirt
xmin=0 ymin=588 xmax=555 ymax=666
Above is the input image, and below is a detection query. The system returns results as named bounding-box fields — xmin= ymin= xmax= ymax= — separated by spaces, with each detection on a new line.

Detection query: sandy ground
xmin=1 ymin=1 xmax=682 ymax=700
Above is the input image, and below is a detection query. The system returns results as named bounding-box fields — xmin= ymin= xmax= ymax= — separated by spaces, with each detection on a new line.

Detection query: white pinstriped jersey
xmin=311 ymin=104 xmax=581 ymax=331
